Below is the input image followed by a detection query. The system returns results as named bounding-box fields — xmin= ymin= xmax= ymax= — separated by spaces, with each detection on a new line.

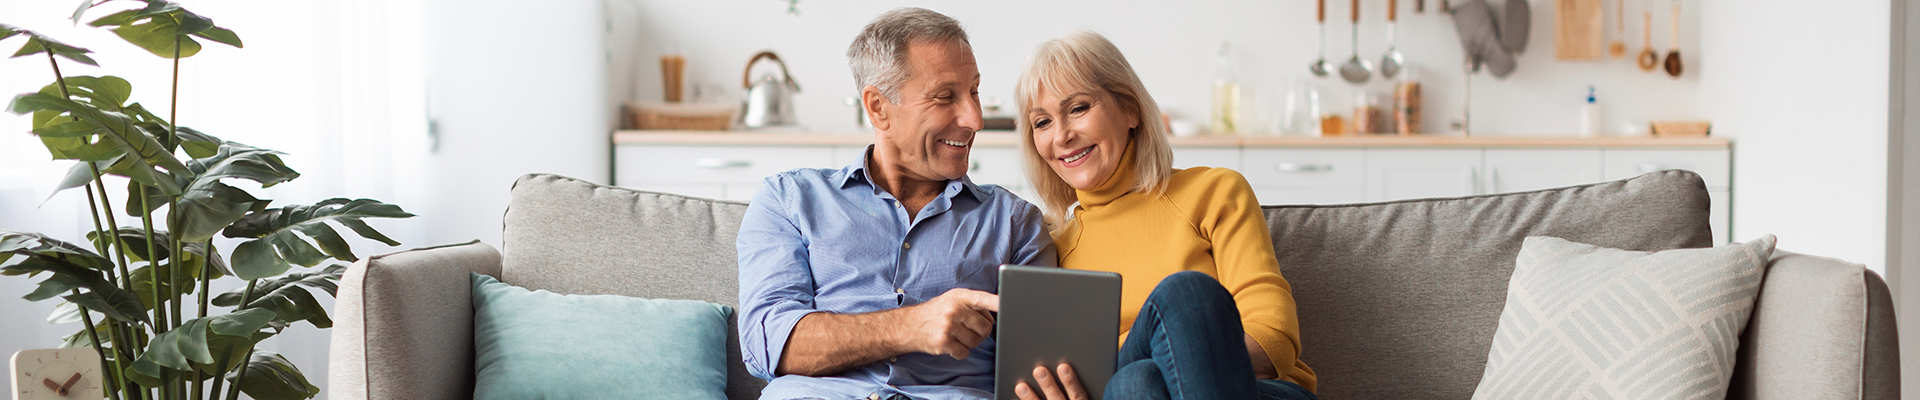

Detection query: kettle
xmin=740 ymin=51 xmax=801 ymax=128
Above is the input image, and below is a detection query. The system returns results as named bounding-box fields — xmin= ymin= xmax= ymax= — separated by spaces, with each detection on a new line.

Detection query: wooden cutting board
xmin=1555 ymin=0 xmax=1604 ymax=59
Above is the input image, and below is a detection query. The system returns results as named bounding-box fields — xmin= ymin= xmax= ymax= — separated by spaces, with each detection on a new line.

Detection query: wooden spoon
xmin=1662 ymin=0 xmax=1683 ymax=77
xmin=1636 ymin=0 xmax=1658 ymax=71
xmin=1608 ymin=0 xmax=1626 ymax=58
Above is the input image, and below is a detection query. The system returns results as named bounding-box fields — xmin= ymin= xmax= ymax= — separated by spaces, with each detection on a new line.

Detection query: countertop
xmin=612 ymin=130 xmax=1729 ymax=148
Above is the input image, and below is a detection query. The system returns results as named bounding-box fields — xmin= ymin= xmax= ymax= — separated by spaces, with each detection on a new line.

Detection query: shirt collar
xmin=836 ymin=144 xmax=988 ymax=201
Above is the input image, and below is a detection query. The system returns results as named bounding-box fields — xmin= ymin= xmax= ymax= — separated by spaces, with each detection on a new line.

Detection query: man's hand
xmin=1015 ymin=363 xmax=1090 ymax=400
xmin=893 ymin=288 xmax=998 ymax=360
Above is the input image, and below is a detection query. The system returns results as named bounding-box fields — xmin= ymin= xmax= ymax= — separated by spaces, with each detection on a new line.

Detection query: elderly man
xmin=736 ymin=7 xmax=1057 ymax=400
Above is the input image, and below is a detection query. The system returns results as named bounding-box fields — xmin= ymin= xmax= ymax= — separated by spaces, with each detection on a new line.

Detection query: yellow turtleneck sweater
xmin=1052 ymin=142 xmax=1317 ymax=391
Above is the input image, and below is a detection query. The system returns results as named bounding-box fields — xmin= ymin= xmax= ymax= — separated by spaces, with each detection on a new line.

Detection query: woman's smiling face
xmin=1026 ymin=87 xmax=1138 ymax=191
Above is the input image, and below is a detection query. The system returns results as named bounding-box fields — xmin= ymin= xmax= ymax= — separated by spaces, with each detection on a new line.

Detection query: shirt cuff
xmin=749 ymin=306 xmax=817 ymax=379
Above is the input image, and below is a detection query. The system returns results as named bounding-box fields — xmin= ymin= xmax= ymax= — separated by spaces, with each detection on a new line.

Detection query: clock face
xmin=11 ymin=348 xmax=103 ymax=400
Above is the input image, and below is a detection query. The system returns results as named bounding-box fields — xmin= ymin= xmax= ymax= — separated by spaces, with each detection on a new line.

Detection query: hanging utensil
xmin=1339 ymin=0 xmax=1374 ymax=83
xmin=1311 ymin=0 xmax=1333 ymax=77
xmin=1636 ymin=0 xmax=1658 ymax=71
xmin=1608 ymin=0 xmax=1627 ymax=58
xmin=1381 ymin=0 xmax=1406 ymax=78
xmin=1662 ymin=0 xmax=1684 ymax=77
xmin=1417 ymin=0 xmax=1427 ymax=13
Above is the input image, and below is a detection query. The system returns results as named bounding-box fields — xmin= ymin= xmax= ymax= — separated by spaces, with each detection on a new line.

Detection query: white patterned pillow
xmin=1471 ymin=235 xmax=1776 ymax=400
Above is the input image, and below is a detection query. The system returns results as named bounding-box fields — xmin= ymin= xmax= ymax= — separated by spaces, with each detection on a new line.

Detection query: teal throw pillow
xmin=471 ymin=273 xmax=732 ymax=400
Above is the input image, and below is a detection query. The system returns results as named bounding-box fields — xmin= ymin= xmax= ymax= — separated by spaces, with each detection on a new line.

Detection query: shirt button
xmin=889 ymin=357 xmax=898 ymax=363
xmin=895 ymin=288 xmax=905 ymax=294
xmin=902 ymin=242 xmax=911 ymax=250
xmin=869 ymin=393 xmax=881 ymax=400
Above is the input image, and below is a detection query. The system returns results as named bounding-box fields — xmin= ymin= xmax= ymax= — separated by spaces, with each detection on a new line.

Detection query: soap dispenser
xmin=1580 ymin=86 xmax=1602 ymax=137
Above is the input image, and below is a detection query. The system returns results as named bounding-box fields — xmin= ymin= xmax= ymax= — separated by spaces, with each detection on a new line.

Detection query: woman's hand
xmin=1014 ymin=363 xmax=1091 ymax=400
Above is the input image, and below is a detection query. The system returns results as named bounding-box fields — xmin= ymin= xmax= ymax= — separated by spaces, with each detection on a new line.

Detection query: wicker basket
xmin=1650 ymin=121 xmax=1711 ymax=137
xmin=625 ymin=102 xmax=736 ymax=131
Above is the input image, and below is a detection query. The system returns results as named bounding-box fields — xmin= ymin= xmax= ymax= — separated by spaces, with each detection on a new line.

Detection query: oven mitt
xmin=1451 ymin=0 xmax=1515 ymax=77
xmin=1497 ymin=0 xmax=1531 ymax=53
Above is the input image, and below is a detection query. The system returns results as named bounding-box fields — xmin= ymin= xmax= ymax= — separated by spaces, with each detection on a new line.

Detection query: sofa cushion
xmin=1471 ymin=235 xmax=1774 ymax=399
xmin=471 ymin=273 xmax=732 ymax=400
xmin=502 ymin=174 xmax=763 ymax=399
xmin=1263 ymin=170 xmax=1713 ymax=399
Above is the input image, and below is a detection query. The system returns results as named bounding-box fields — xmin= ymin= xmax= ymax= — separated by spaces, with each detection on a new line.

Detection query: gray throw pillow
xmin=1471 ymin=235 xmax=1776 ymax=399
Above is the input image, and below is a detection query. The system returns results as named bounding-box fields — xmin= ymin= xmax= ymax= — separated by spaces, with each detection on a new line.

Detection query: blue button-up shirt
xmin=738 ymin=146 xmax=1057 ymax=400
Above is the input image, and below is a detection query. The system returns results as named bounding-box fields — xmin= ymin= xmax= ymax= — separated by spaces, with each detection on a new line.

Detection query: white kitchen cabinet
xmin=1173 ymin=148 xmax=1242 ymax=170
xmin=1601 ymin=149 xmax=1732 ymax=189
xmin=1364 ymin=149 xmax=1483 ymax=201
xmin=1483 ymin=149 xmax=1605 ymax=194
xmin=614 ymin=133 xmax=1732 ymax=239
xmin=1242 ymin=149 xmax=1366 ymax=205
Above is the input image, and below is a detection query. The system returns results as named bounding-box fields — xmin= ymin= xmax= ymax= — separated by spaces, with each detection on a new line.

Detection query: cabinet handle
xmin=1466 ymin=168 xmax=1481 ymax=194
xmin=1275 ymin=163 xmax=1333 ymax=173
xmin=1486 ymin=169 xmax=1499 ymax=194
xmin=694 ymin=158 xmax=752 ymax=169
xmin=1637 ymin=164 xmax=1664 ymax=174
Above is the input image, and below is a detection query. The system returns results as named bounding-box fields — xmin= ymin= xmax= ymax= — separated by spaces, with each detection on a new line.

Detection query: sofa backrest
xmin=501 ymin=174 xmax=763 ymax=400
xmin=500 ymin=170 xmax=1715 ymax=400
xmin=1263 ymin=170 xmax=1713 ymax=399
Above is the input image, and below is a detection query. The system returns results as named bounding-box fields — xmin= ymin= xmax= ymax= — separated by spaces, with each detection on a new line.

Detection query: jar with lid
xmin=1393 ymin=70 xmax=1422 ymax=135
xmin=1352 ymin=90 xmax=1384 ymax=135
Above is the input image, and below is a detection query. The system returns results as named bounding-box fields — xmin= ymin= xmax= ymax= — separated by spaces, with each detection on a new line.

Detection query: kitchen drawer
xmin=616 ymin=145 xmax=835 ymax=185
xmin=1364 ymin=149 xmax=1483 ymax=201
xmin=1253 ymin=188 xmax=1367 ymax=206
xmin=616 ymin=184 xmax=726 ymax=200
xmin=1241 ymin=149 xmax=1365 ymax=190
xmin=1174 ymin=148 xmax=1242 ymax=170
xmin=1602 ymin=149 xmax=1731 ymax=188
xmin=1483 ymin=149 xmax=1603 ymax=194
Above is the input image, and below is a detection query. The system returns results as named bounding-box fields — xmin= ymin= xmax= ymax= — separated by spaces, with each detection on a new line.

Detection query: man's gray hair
xmin=846 ymin=7 xmax=970 ymax=104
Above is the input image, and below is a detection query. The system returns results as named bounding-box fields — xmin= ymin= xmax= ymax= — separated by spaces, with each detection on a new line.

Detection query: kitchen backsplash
xmin=604 ymin=0 xmax=1703 ymax=136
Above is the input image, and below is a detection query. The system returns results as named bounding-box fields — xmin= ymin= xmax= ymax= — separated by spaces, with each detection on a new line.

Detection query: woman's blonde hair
xmin=1014 ymin=30 xmax=1174 ymax=225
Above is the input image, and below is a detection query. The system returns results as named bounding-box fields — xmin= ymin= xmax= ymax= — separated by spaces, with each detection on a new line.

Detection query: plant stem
xmin=72 ymin=290 xmax=125 ymax=400
xmin=220 ymin=280 xmax=258 ymax=400
xmin=78 ymin=171 xmax=137 ymax=400
xmin=137 ymin=185 xmax=167 ymax=332
xmin=51 ymin=45 xmax=131 ymax=400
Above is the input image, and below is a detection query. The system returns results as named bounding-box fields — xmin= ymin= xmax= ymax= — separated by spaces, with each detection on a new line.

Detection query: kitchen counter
xmin=612 ymin=130 xmax=1728 ymax=148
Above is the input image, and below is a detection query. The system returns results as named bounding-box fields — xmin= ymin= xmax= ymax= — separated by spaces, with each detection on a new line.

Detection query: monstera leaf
xmin=124 ymin=308 xmax=273 ymax=388
xmin=9 ymin=91 xmax=185 ymax=194
xmin=87 ymin=1 xmax=241 ymax=59
xmin=0 ymin=231 xmax=149 ymax=325
xmin=0 ymin=24 xmax=99 ymax=66
xmin=213 ymin=265 xmax=342 ymax=329
xmin=229 ymin=350 xmax=317 ymax=400
xmin=222 ymin=199 xmax=411 ymax=280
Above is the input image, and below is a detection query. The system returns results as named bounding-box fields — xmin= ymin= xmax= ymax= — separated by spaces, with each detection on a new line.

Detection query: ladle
xmin=1310 ymin=0 xmax=1333 ymax=77
xmin=1662 ymin=0 xmax=1683 ymax=77
xmin=1380 ymin=0 xmax=1405 ymax=78
xmin=1635 ymin=0 xmax=1658 ymax=71
xmin=1339 ymin=0 xmax=1374 ymax=83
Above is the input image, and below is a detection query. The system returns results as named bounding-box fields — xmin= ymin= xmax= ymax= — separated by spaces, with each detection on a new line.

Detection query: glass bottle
xmin=1210 ymin=42 xmax=1240 ymax=135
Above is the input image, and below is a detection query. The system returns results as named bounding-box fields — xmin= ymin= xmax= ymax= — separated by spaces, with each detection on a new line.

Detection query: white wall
xmin=422 ymin=0 xmax=611 ymax=247
xmin=607 ymin=0 xmax=1705 ymax=137
xmin=1697 ymin=0 xmax=1890 ymax=271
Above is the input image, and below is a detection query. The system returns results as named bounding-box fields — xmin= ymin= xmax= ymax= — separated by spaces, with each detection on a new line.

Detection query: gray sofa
xmin=328 ymin=171 xmax=1898 ymax=399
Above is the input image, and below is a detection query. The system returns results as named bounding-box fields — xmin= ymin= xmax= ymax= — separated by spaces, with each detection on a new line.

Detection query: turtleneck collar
xmin=1074 ymin=139 xmax=1138 ymax=210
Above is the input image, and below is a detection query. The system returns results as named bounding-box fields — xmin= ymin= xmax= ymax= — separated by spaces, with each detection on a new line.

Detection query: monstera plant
xmin=0 ymin=2 xmax=411 ymax=399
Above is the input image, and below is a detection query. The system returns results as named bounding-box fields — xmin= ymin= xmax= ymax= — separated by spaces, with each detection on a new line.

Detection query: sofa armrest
xmin=1728 ymin=250 xmax=1900 ymax=400
xmin=328 ymin=241 xmax=502 ymax=400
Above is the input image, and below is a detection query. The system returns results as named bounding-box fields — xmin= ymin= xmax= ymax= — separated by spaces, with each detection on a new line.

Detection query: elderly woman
xmin=1009 ymin=31 xmax=1318 ymax=400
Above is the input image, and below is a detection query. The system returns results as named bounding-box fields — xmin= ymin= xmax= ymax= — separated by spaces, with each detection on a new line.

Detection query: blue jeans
xmin=1104 ymin=271 xmax=1318 ymax=400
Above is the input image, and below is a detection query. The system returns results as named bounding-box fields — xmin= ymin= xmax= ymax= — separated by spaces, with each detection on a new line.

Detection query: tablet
xmin=994 ymin=265 xmax=1122 ymax=400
